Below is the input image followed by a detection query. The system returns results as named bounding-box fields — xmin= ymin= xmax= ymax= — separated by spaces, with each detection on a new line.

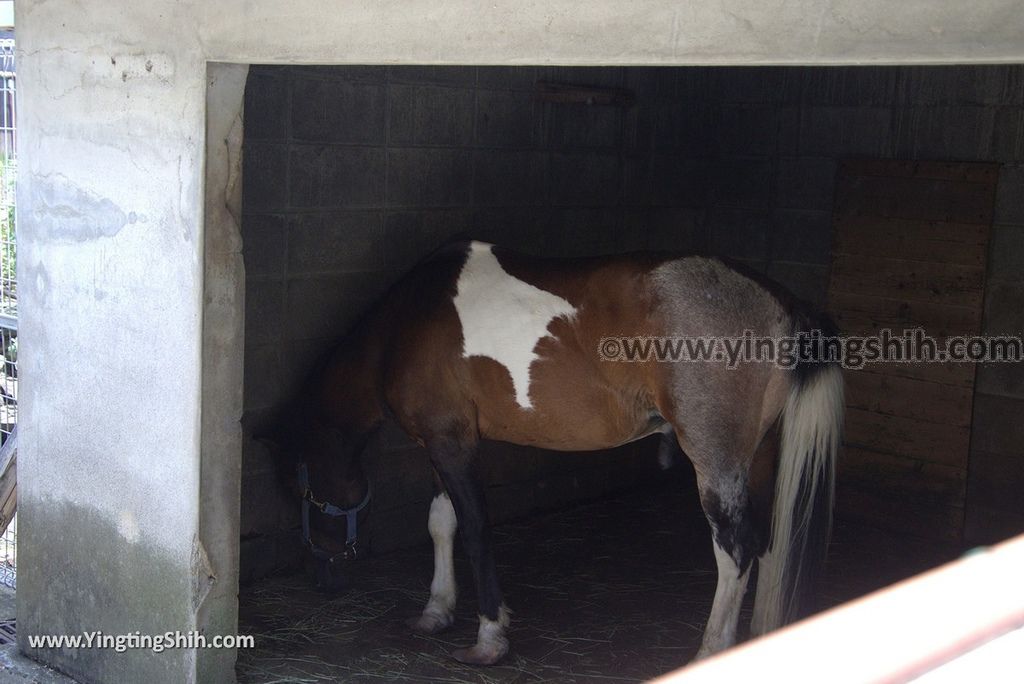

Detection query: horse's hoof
xmin=451 ymin=641 xmax=508 ymax=666
xmin=405 ymin=612 xmax=453 ymax=635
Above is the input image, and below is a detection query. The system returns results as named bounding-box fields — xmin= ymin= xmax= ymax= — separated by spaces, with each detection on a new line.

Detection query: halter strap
xmin=297 ymin=462 xmax=372 ymax=561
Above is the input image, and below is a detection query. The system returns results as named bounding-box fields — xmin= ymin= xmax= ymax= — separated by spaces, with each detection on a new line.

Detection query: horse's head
xmin=256 ymin=414 xmax=373 ymax=588
xmin=257 ymin=407 xmax=369 ymax=500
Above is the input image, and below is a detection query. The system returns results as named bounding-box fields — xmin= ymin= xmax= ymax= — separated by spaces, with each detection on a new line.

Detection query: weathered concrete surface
xmin=199 ymin=62 xmax=248 ymax=684
xmin=17 ymin=3 xmax=208 ymax=682
xmin=15 ymin=1 xmax=1024 ymax=683
xmin=19 ymin=504 xmax=196 ymax=682
xmin=197 ymin=1 xmax=1024 ymax=65
xmin=0 ymin=646 xmax=76 ymax=684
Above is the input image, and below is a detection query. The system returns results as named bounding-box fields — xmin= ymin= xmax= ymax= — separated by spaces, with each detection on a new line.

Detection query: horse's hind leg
xmin=407 ymin=472 xmax=458 ymax=634
xmin=666 ymin=417 xmax=768 ymax=659
xmin=693 ymin=461 xmax=756 ymax=658
xmin=693 ymin=426 xmax=779 ymax=658
xmin=427 ymin=432 xmax=509 ymax=665
xmin=701 ymin=530 xmax=751 ymax=657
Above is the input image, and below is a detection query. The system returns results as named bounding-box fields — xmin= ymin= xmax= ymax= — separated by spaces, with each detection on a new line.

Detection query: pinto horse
xmin=267 ymin=240 xmax=842 ymax=665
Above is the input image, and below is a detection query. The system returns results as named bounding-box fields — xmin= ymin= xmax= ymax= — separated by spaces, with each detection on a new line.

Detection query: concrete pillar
xmin=199 ymin=62 xmax=248 ymax=684
xmin=16 ymin=4 xmax=209 ymax=682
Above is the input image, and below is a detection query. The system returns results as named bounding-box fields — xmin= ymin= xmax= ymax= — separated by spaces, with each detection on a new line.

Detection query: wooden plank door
xmin=827 ymin=160 xmax=997 ymax=542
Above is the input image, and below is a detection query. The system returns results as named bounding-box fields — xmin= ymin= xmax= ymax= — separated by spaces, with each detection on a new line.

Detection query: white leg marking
xmin=696 ymin=541 xmax=750 ymax=659
xmin=452 ymin=604 xmax=511 ymax=665
xmin=476 ymin=604 xmax=511 ymax=657
xmin=453 ymin=241 xmax=576 ymax=409
xmin=410 ymin=494 xmax=457 ymax=634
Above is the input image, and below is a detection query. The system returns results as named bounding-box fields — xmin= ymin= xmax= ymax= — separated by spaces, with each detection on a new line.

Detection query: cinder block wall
xmin=239 ymin=66 xmax=697 ymax=579
xmin=241 ymin=65 xmax=1024 ymax=578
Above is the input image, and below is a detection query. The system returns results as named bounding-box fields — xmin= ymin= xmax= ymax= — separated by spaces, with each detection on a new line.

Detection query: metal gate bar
xmin=0 ymin=36 xmax=18 ymax=589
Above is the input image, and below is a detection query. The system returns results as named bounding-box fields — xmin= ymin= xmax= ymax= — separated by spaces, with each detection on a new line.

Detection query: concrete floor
xmin=237 ymin=471 xmax=959 ymax=683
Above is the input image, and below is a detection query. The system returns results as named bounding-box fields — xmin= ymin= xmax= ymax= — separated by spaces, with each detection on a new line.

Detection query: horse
xmin=263 ymin=240 xmax=843 ymax=665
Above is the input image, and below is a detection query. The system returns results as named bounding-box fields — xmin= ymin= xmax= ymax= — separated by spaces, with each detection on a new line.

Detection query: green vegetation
xmin=0 ymin=154 xmax=14 ymax=314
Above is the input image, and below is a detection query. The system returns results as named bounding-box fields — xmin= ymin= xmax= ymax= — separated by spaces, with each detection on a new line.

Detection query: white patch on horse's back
xmin=453 ymin=241 xmax=576 ymax=409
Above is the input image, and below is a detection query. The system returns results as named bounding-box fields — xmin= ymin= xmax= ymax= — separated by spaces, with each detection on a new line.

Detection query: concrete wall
xmin=18 ymin=1 xmax=1024 ymax=682
xmin=238 ymin=65 xmax=682 ymax=578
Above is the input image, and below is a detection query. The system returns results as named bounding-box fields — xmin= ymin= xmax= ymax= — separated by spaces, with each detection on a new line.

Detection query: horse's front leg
xmin=428 ymin=434 xmax=510 ymax=665
xmin=407 ymin=485 xmax=458 ymax=634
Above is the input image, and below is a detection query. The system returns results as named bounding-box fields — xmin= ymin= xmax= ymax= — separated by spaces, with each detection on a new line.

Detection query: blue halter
xmin=296 ymin=462 xmax=372 ymax=561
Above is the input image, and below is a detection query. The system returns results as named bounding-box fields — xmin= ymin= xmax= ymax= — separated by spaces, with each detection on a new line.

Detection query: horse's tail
xmin=751 ymin=348 xmax=843 ymax=635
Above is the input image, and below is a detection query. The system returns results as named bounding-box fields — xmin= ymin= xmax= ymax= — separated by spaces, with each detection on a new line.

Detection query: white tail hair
xmin=751 ymin=364 xmax=843 ymax=634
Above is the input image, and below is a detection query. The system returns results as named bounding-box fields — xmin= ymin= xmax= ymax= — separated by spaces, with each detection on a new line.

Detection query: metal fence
xmin=0 ymin=37 xmax=17 ymax=589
